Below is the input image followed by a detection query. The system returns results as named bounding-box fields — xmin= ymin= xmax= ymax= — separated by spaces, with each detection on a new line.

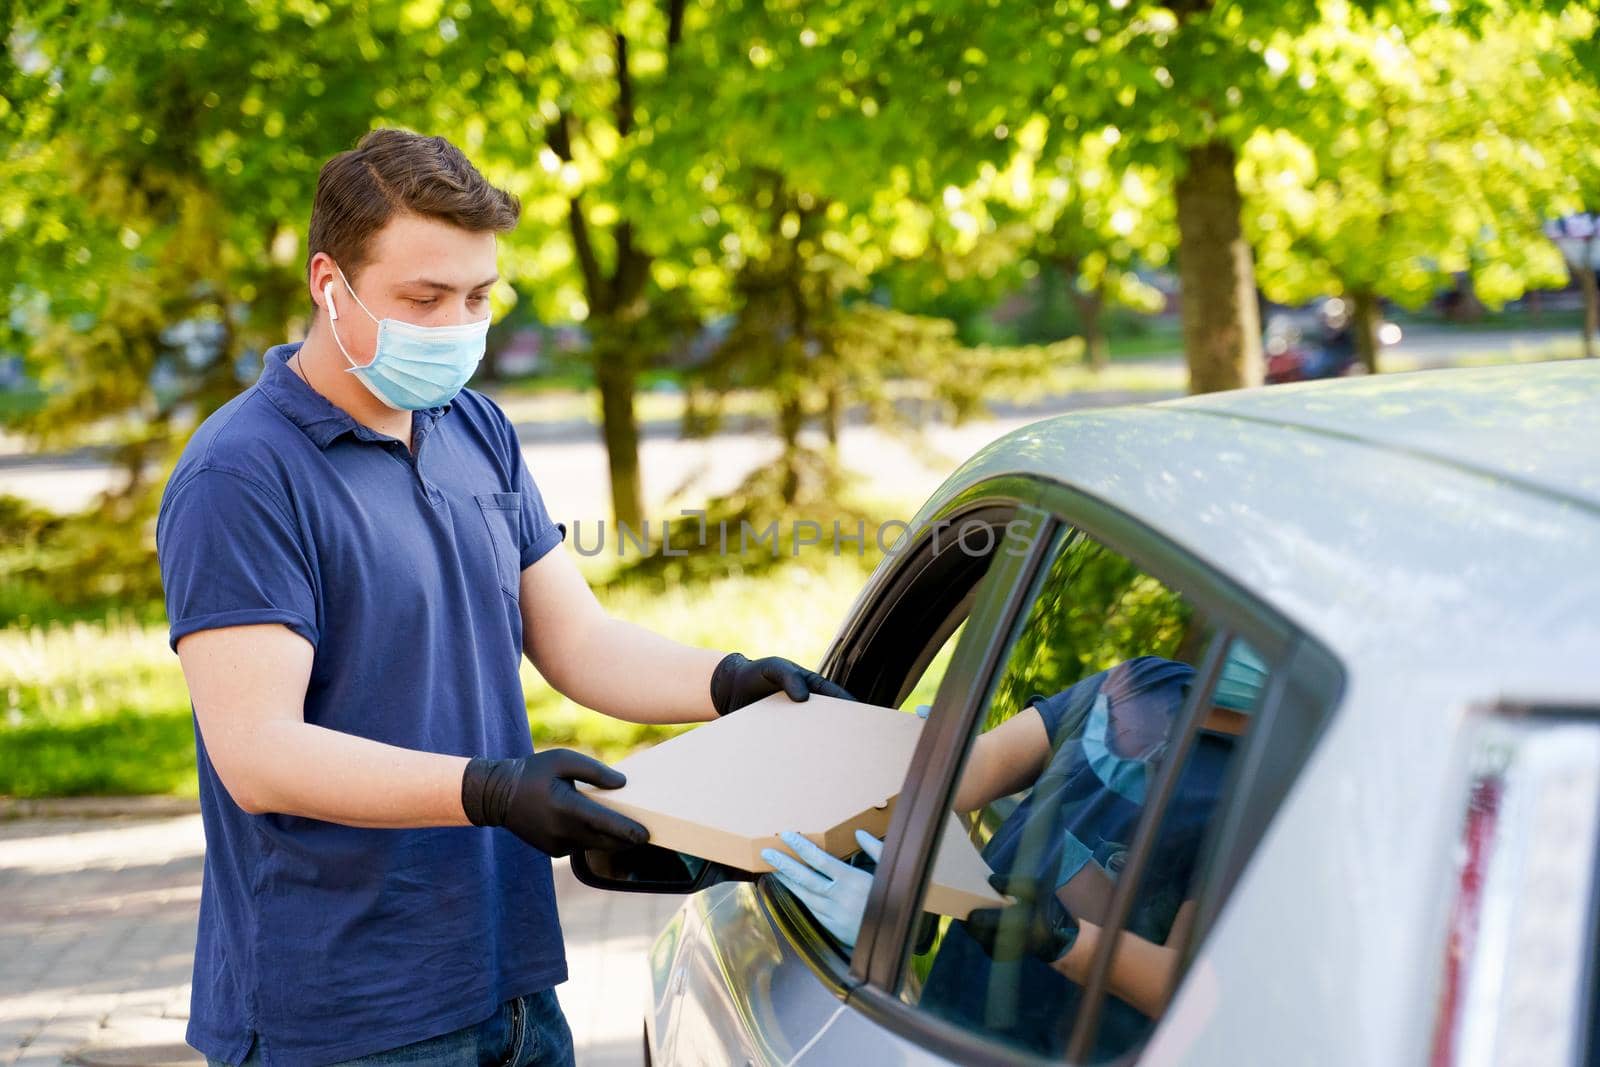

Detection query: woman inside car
xmin=762 ymin=642 xmax=1267 ymax=1057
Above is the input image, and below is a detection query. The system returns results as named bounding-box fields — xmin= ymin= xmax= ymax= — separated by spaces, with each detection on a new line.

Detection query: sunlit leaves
xmin=1239 ymin=7 xmax=1593 ymax=311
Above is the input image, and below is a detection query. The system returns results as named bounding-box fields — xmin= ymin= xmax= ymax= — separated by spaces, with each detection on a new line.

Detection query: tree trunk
xmin=1443 ymin=272 xmax=1485 ymax=322
xmin=777 ymin=393 xmax=805 ymax=505
xmin=1350 ymin=288 xmax=1382 ymax=375
xmin=1578 ymin=240 xmax=1599 ymax=360
xmin=595 ymin=347 xmax=644 ymax=529
xmin=823 ymin=382 xmax=842 ymax=448
xmin=546 ymin=14 xmax=679 ymax=539
xmin=1174 ymin=141 xmax=1262 ymax=393
xmin=1069 ymin=284 xmax=1110 ymax=370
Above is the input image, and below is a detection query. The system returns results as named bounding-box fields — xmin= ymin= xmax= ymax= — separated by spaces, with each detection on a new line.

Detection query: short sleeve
xmin=1025 ymin=669 xmax=1108 ymax=749
xmin=513 ymin=446 xmax=566 ymax=569
xmin=157 ymin=467 xmax=319 ymax=653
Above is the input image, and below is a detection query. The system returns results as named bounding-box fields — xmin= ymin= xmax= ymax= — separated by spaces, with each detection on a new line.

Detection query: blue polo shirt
xmin=156 ymin=342 xmax=569 ymax=1066
xmin=919 ymin=658 xmax=1233 ymax=1060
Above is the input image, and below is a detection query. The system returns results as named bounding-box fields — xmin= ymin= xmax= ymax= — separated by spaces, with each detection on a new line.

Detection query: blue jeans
xmin=205 ymin=989 xmax=575 ymax=1067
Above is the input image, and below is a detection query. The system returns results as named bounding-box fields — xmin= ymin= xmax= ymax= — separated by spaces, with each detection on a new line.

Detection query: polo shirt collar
xmin=258 ymin=342 xmax=450 ymax=449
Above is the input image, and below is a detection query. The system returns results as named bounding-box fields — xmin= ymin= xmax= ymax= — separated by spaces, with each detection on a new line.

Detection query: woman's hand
xmin=760 ymin=829 xmax=882 ymax=948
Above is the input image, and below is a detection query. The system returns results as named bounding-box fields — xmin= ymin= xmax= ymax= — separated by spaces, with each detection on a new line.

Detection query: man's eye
xmin=410 ymin=298 xmax=436 ymax=307
xmin=469 ymin=294 xmax=489 ymax=306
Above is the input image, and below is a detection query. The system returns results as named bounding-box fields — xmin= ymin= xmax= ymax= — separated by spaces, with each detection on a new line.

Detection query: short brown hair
xmin=306 ymin=128 xmax=520 ymax=293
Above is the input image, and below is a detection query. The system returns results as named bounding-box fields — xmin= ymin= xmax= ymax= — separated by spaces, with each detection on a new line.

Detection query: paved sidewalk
xmin=0 ymin=815 xmax=679 ymax=1066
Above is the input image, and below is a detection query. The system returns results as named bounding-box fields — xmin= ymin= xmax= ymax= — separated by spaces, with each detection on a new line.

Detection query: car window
xmin=895 ymin=524 xmax=1271 ymax=1063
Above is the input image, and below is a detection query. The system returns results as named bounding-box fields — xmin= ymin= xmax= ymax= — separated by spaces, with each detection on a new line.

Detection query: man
xmin=156 ymin=128 xmax=847 ymax=1067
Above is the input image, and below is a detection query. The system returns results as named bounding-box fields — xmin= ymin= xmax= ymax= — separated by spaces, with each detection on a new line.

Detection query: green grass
xmin=1 ymin=616 xmax=198 ymax=796
xmin=896 ymin=620 xmax=964 ymax=714
xmin=0 ymin=387 xmax=46 ymax=427
xmin=1105 ymin=320 xmax=1184 ymax=361
xmin=3 ymin=710 xmax=199 ymax=796
xmin=0 ymin=555 xmax=881 ymax=798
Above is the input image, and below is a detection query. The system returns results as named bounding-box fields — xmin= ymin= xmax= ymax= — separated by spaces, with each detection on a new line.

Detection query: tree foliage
xmin=3 ymin=0 xmax=1597 ymax=556
xmin=1240 ymin=4 xmax=1594 ymax=367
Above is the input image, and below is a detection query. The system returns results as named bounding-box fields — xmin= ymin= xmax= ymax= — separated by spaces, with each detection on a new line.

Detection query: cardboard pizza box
xmin=577 ymin=692 xmax=1007 ymax=918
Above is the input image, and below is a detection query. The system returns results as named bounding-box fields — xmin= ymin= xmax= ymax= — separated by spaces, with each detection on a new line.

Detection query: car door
xmin=759 ymin=477 xmax=1341 ymax=1064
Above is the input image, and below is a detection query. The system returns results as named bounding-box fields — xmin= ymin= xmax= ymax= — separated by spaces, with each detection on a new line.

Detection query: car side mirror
xmin=570 ymin=842 xmax=756 ymax=894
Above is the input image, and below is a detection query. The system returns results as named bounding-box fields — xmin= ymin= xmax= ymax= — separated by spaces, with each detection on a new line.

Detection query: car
xmin=1263 ymin=298 xmax=1402 ymax=384
xmin=575 ymin=359 xmax=1600 ymax=1066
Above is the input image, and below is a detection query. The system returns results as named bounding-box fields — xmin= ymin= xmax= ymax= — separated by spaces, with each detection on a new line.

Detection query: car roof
xmin=1169 ymin=360 xmax=1600 ymax=511
xmin=913 ymin=360 xmax=1600 ymax=697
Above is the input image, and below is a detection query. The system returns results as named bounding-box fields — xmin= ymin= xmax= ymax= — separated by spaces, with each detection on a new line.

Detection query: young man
xmin=156 ymin=129 xmax=847 ymax=1067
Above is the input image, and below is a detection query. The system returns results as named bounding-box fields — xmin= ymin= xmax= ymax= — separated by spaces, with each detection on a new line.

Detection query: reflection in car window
xmin=898 ymin=527 xmax=1268 ymax=1063
xmin=898 ymin=619 xmax=966 ymax=715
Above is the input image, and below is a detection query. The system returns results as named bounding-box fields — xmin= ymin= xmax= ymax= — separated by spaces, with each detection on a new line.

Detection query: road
xmin=0 ymin=389 xmax=1171 ymax=519
xmin=0 ymin=327 xmax=1583 ymax=517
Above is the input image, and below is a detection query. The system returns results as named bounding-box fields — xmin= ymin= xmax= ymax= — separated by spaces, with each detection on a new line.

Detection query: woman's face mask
xmin=324 ymin=264 xmax=490 ymax=411
xmin=1082 ymin=692 xmax=1164 ymax=805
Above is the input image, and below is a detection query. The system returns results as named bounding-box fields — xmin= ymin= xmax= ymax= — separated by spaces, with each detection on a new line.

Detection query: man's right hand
xmin=461 ymin=750 xmax=648 ymax=857
xmin=964 ymin=873 xmax=1080 ymax=964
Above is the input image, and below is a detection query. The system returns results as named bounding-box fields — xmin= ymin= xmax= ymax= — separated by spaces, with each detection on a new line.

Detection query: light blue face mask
xmin=1214 ymin=641 xmax=1269 ymax=713
xmin=325 ymin=265 xmax=490 ymax=411
xmin=1081 ymin=692 xmax=1162 ymax=805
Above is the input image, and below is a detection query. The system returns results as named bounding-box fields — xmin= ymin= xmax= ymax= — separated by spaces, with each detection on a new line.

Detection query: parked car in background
xmin=578 ymin=360 xmax=1600 ymax=1066
xmin=1264 ymin=297 xmax=1402 ymax=384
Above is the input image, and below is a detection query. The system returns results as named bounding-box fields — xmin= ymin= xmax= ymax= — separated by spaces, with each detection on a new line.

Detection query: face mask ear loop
xmin=325 ymin=291 xmax=362 ymax=370
xmin=334 ymin=264 xmax=382 ymax=325
xmin=328 ymin=264 xmax=378 ymax=370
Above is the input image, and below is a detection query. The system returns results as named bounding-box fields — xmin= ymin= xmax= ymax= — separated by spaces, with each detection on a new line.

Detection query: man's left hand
xmin=710 ymin=652 xmax=855 ymax=715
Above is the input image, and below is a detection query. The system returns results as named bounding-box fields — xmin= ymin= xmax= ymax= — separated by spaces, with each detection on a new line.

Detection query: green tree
xmin=683 ymin=167 xmax=1079 ymax=513
xmin=1545 ymin=50 xmax=1600 ymax=359
xmin=0 ymin=0 xmax=510 ymax=481
xmin=625 ymin=6 xmax=1083 ymax=518
xmin=1240 ymin=7 xmax=1592 ymax=370
xmin=935 ymin=120 xmax=1174 ymax=368
xmin=467 ymin=0 xmax=697 ymax=531
xmin=902 ymin=0 xmax=1302 ymax=392
xmin=782 ymin=0 xmax=1578 ymax=390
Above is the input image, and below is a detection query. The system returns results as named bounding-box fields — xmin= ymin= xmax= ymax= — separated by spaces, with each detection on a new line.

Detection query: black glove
xmin=461 ymin=751 xmax=649 ymax=858
xmin=709 ymin=652 xmax=856 ymax=716
xmin=963 ymin=873 xmax=1081 ymax=964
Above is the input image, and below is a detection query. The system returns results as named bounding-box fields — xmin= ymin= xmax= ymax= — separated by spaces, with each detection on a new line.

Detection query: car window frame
xmin=842 ymin=476 xmax=1344 ymax=1065
xmin=821 ymin=486 xmax=1034 ymax=708
xmin=754 ymin=479 xmax=1036 ymax=995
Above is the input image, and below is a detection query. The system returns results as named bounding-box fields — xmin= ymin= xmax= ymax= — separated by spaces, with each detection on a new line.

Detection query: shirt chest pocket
xmin=474 ymin=492 xmax=522 ymax=599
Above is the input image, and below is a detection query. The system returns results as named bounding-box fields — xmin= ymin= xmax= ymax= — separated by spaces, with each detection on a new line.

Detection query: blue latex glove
xmin=914 ymin=703 xmax=932 ymax=719
xmin=761 ymin=829 xmax=883 ymax=948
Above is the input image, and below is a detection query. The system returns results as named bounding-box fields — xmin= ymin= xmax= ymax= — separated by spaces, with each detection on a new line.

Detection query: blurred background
xmin=2 ymin=0 xmax=1599 ymax=802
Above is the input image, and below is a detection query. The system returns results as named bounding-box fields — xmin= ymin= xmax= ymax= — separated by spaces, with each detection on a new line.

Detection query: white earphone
xmin=323 ymin=281 xmax=339 ymax=321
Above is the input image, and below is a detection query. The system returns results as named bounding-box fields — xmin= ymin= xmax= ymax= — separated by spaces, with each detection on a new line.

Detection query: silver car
xmin=575 ymin=360 xmax=1600 ymax=1066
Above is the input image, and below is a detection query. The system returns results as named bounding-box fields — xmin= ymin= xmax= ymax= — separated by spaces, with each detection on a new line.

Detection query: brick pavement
xmin=0 ymin=815 xmax=678 ymax=1066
